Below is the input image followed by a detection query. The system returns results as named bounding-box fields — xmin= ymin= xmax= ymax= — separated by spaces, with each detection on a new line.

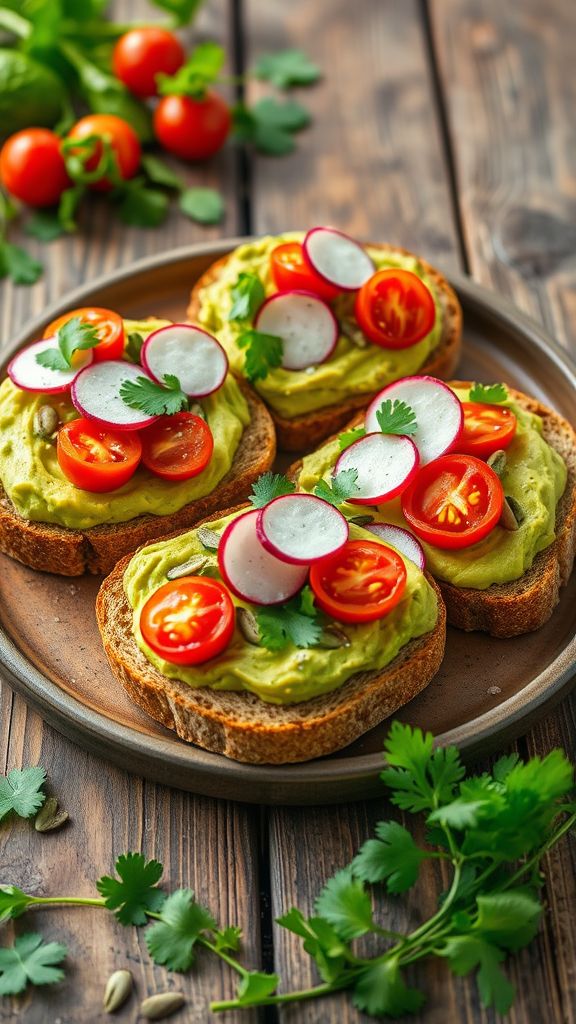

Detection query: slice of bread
xmin=0 ymin=383 xmax=276 ymax=576
xmin=96 ymin=530 xmax=446 ymax=764
xmin=187 ymin=243 xmax=463 ymax=452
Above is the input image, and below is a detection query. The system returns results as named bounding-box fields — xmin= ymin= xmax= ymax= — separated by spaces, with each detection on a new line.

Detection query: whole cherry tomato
xmin=0 ymin=129 xmax=70 ymax=208
xmin=113 ymin=27 xmax=185 ymax=98
xmin=355 ymin=269 xmax=436 ymax=349
xmin=57 ymin=418 xmax=142 ymax=492
xmin=44 ymin=307 xmax=125 ymax=363
xmin=154 ymin=92 xmax=231 ymax=161
xmin=309 ymin=539 xmax=407 ymax=623
xmin=140 ymin=576 xmax=235 ymax=665
xmin=270 ymin=242 xmax=340 ymax=301
xmin=67 ymin=114 xmax=141 ymax=191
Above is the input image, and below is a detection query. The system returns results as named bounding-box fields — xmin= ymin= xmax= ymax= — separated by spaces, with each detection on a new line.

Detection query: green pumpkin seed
xmin=34 ymin=797 xmax=69 ymax=833
xmin=140 ymin=992 xmax=186 ymax=1020
xmin=487 ymin=449 xmax=507 ymax=477
xmin=103 ymin=969 xmax=133 ymax=1012
xmin=166 ymin=555 xmax=209 ymax=580
xmin=316 ymin=624 xmax=350 ymax=648
xmin=33 ymin=405 xmax=59 ymax=439
xmin=237 ymin=607 xmax=261 ymax=645
xmin=197 ymin=527 xmax=221 ymax=550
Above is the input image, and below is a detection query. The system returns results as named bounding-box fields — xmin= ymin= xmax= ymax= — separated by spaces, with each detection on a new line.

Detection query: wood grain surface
xmin=0 ymin=1 xmax=575 ymax=1022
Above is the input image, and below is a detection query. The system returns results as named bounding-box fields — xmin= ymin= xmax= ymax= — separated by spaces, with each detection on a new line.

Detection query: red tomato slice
xmin=401 ymin=454 xmax=504 ymax=550
xmin=354 ymin=268 xmax=436 ymax=348
xmin=57 ymin=418 xmax=141 ymax=492
xmin=454 ymin=402 xmax=517 ymax=458
xmin=270 ymin=242 xmax=340 ymax=301
xmin=140 ymin=576 xmax=235 ymax=665
xmin=309 ymin=539 xmax=407 ymax=623
xmin=44 ymin=307 xmax=125 ymax=362
xmin=140 ymin=412 xmax=214 ymax=481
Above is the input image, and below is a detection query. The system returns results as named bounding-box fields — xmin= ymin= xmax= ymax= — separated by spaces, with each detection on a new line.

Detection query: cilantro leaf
xmin=248 ymin=471 xmax=295 ymax=508
xmin=251 ymin=98 xmax=311 ymax=132
xmin=440 ymin=935 xmax=515 ymax=1014
xmin=0 ymin=766 xmax=46 ymax=822
xmin=256 ymin=596 xmax=322 ymax=652
xmin=0 ymin=242 xmax=43 ymax=286
xmin=237 ymin=329 xmax=283 ymax=382
xmin=0 ymin=933 xmax=67 ymax=996
xmin=37 ymin=316 xmax=100 ymax=370
xmin=353 ymin=959 xmax=425 ymax=1017
xmin=25 ymin=210 xmax=66 ymax=242
xmin=125 ymin=332 xmax=144 ymax=364
xmin=213 ymin=926 xmax=242 ymax=953
xmin=352 ymin=820 xmax=426 ymax=893
xmin=141 ymin=154 xmax=184 ymax=191
xmin=314 ymin=867 xmax=374 ymax=940
xmin=375 ymin=398 xmax=418 ymax=435
xmin=277 ymin=909 xmax=348 ymax=984
xmin=96 ymin=852 xmax=165 ymax=926
xmin=338 ymin=425 xmax=366 ymax=450
xmin=381 ymin=721 xmax=465 ymax=813
xmin=180 ymin=188 xmax=224 ymax=225
xmin=0 ymin=885 xmax=32 ymax=922
xmin=158 ymin=42 xmax=225 ymax=97
xmin=469 ymin=382 xmax=508 ymax=403
xmin=314 ymin=469 xmax=360 ymax=507
xmin=120 ymin=374 xmax=189 ymax=416
xmin=228 ymin=272 xmax=266 ymax=322
xmin=35 ymin=349 xmax=69 ymax=371
xmin=474 ymin=891 xmax=542 ymax=951
xmin=232 ymin=99 xmax=310 ymax=156
xmin=234 ymin=971 xmax=279 ymax=1004
xmin=145 ymin=888 xmax=215 ymax=971
xmin=119 ymin=184 xmax=169 ymax=228
xmin=253 ymin=49 xmax=321 ymax=88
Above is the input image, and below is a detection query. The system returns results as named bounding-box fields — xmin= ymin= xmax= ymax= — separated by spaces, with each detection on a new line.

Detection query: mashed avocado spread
xmin=0 ymin=319 xmax=250 ymax=530
xmin=297 ymin=387 xmax=567 ymax=590
xmin=194 ymin=233 xmax=444 ymax=419
xmin=124 ymin=514 xmax=438 ymax=704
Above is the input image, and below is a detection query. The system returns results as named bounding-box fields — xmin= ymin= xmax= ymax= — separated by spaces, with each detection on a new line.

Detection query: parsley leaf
xmin=440 ymin=935 xmax=515 ymax=1014
xmin=120 ymin=374 xmax=189 ymax=416
xmin=228 ymin=272 xmax=266 ymax=322
xmin=237 ymin=329 xmax=283 ymax=382
xmin=315 ymin=867 xmax=374 ymax=941
xmin=180 ymin=188 xmax=224 ymax=225
xmin=233 ymin=99 xmax=310 ymax=156
xmin=25 ymin=210 xmax=66 ymax=242
xmin=249 ymin=471 xmax=295 ymax=508
xmin=96 ymin=852 xmax=165 ymax=926
xmin=256 ymin=592 xmax=322 ymax=651
xmin=381 ymin=721 xmax=465 ymax=814
xmin=338 ymin=425 xmax=366 ymax=450
xmin=353 ymin=959 xmax=425 ymax=1017
xmin=375 ymin=398 xmax=418 ymax=435
xmin=314 ymin=469 xmax=360 ymax=506
xmin=0 ymin=767 xmax=46 ymax=822
xmin=277 ymin=909 xmax=348 ymax=983
xmin=145 ymin=888 xmax=215 ymax=971
xmin=469 ymin=382 xmax=508 ymax=403
xmin=474 ymin=891 xmax=542 ymax=951
xmin=37 ymin=316 xmax=100 ymax=370
xmin=158 ymin=42 xmax=225 ymax=98
xmin=352 ymin=821 xmax=426 ymax=893
xmin=0 ymin=242 xmax=43 ymax=286
xmin=0 ymin=933 xmax=67 ymax=996
xmin=254 ymin=49 xmax=321 ymax=88
xmin=0 ymin=886 xmax=32 ymax=922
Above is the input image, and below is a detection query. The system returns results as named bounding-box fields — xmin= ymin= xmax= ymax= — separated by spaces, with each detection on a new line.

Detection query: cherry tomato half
xmin=153 ymin=92 xmax=231 ymax=161
xmin=67 ymin=114 xmax=141 ymax=191
xmin=0 ymin=129 xmax=70 ymax=208
xmin=140 ymin=412 xmax=214 ymax=481
xmin=270 ymin=242 xmax=340 ymax=302
xmin=354 ymin=268 xmax=436 ymax=349
xmin=401 ymin=454 xmax=504 ymax=550
xmin=44 ymin=307 xmax=125 ymax=363
xmin=309 ymin=539 xmax=407 ymax=623
xmin=453 ymin=402 xmax=517 ymax=459
xmin=57 ymin=418 xmax=142 ymax=492
xmin=113 ymin=27 xmax=185 ymax=99
xmin=140 ymin=576 xmax=235 ymax=665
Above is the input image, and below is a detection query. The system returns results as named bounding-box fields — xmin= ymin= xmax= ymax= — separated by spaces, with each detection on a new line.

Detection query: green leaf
xmin=180 ymin=188 xmax=225 ymax=225
xmin=25 ymin=210 xmax=66 ymax=242
xmin=314 ymin=867 xmax=374 ymax=940
xmin=0 ymin=242 xmax=43 ymax=286
xmin=440 ymin=935 xmax=515 ymax=1014
xmin=119 ymin=374 xmax=189 ymax=417
xmin=125 ymin=332 xmax=144 ymax=364
xmin=338 ymin=425 xmax=366 ymax=450
xmin=314 ymin=469 xmax=360 ymax=507
xmin=37 ymin=316 xmax=100 ymax=370
xmin=0 ymin=933 xmax=67 ymax=996
xmin=381 ymin=722 xmax=464 ymax=814
xmin=278 ymin=910 xmax=348 ymax=983
xmin=492 ymin=753 xmax=520 ymax=784
xmin=145 ymin=888 xmax=215 ymax=971
xmin=248 ymin=471 xmax=295 ymax=508
xmin=256 ymin=597 xmax=322 ymax=652
xmin=213 ymin=925 xmax=242 ymax=953
xmin=148 ymin=0 xmax=205 ymax=26
xmin=0 ymin=885 xmax=32 ymax=922
xmin=252 ymin=98 xmax=311 ymax=132
xmin=141 ymin=154 xmax=184 ymax=191
xmin=232 ymin=99 xmax=310 ymax=156
xmin=235 ymin=970 xmax=279 ymax=1004
xmin=96 ymin=852 xmax=165 ymax=926
xmin=474 ymin=891 xmax=542 ymax=951
xmin=58 ymin=185 xmax=85 ymax=233
xmin=158 ymin=42 xmax=225 ymax=97
xmin=353 ymin=959 xmax=425 ymax=1016
xmin=352 ymin=820 xmax=426 ymax=893
xmin=120 ymin=185 xmax=170 ymax=228
xmin=469 ymin=382 xmax=508 ymax=404
xmin=35 ymin=349 xmax=69 ymax=372
xmin=375 ymin=398 xmax=418 ymax=436
xmin=298 ymin=584 xmax=316 ymax=618
xmin=237 ymin=329 xmax=283 ymax=382
xmin=0 ymin=766 xmax=46 ymax=822
xmin=253 ymin=49 xmax=321 ymax=88
xmin=228 ymin=272 xmax=266 ymax=322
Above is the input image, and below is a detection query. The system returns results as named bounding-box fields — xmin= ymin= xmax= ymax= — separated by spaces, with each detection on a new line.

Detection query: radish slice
xmin=335 ymin=432 xmax=420 ymax=505
xmin=254 ymin=290 xmax=338 ymax=371
xmin=303 ymin=227 xmax=374 ymax=291
xmin=142 ymin=324 xmax=228 ymax=398
xmin=257 ymin=494 xmax=349 ymax=565
xmin=218 ymin=509 xmax=309 ymax=605
xmin=72 ymin=360 xmax=158 ymax=430
xmin=7 ymin=339 xmax=93 ymax=394
xmin=365 ymin=375 xmax=463 ymax=466
xmin=364 ymin=523 xmax=426 ymax=570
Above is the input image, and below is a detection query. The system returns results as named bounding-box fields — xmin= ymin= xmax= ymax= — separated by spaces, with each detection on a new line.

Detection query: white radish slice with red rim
xmin=254 ymin=290 xmax=338 ymax=371
xmin=257 ymin=494 xmax=349 ymax=565
xmin=71 ymin=360 xmax=158 ymax=430
xmin=364 ymin=522 xmax=426 ymax=570
xmin=303 ymin=227 xmax=374 ymax=291
xmin=218 ymin=509 xmax=309 ymax=605
xmin=365 ymin=375 xmax=463 ymax=466
xmin=142 ymin=323 xmax=228 ymax=398
xmin=7 ymin=339 xmax=94 ymax=394
xmin=335 ymin=432 xmax=419 ymax=505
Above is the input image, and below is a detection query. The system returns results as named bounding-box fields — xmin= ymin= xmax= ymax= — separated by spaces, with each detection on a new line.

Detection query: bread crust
xmin=187 ymin=243 xmax=463 ymax=451
xmin=0 ymin=383 xmax=276 ymax=576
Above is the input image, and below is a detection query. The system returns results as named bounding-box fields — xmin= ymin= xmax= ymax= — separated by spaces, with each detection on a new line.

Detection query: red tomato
xmin=140 ymin=412 xmax=214 ymax=481
xmin=154 ymin=92 xmax=231 ymax=161
xmin=67 ymin=114 xmax=141 ymax=191
xmin=401 ymin=454 xmax=504 ymax=550
xmin=57 ymin=419 xmax=142 ymax=492
xmin=44 ymin=307 xmax=125 ymax=363
xmin=0 ymin=129 xmax=70 ymax=208
xmin=140 ymin=576 xmax=235 ymax=665
xmin=454 ymin=402 xmax=517 ymax=459
xmin=354 ymin=269 xmax=436 ymax=349
xmin=270 ymin=242 xmax=340 ymax=301
xmin=113 ymin=27 xmax=185 ymax=98
xmin=309 ymin=539 xmax=407 ymax=623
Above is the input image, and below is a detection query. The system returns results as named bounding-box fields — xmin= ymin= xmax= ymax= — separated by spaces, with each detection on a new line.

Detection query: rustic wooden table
xmin=1 ymin=1 xmax=575 ymax=1021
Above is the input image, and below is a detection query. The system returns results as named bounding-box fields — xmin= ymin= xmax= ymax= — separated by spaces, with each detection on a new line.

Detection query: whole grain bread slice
xmin=96 ymin=544 xmax=446 ymax=765
xmin=0 ymin=383 xmax=276 ymax=577
xmin=187 ymin=243 xmax=462 ymax=451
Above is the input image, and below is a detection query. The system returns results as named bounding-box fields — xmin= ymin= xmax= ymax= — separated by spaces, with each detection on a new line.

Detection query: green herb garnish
xmin=237 ymin=329 xmax=283 ymax=382
xmin=469 ymin=382 xmax=509 ymax=403
xmin=0 ymin=766 xmax=46 ymax=823
xmin=253 ymin=49 xmax=321 ymax=89
xmin=256 ymin=586 xmax=321 ymax=651
xmin=120 ymin=374 xmax=188 ymax=416
xmin=228 ymin=273 xmax=266 ymax=322
xmin=375 ymin=398 xmax=418 ymax=435
xmin=248 ymin=472 xmax=296 ymax=508
xmin=36 ymin=317 xmax=100 ymax=371
xmin=314 ymin=468 xmax=360 ymax=506
xmin=232 ymin=98 xmax=311 ymax=156
xmin=0 ymin=933 xmax=67 ymax=996
xmin=338 ymin=425 xmax=366 ymax=450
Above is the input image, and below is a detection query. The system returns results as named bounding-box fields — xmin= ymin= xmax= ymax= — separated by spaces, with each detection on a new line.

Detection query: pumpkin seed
xmin=103 ymin=969 xmax=133 ymax=1012
xmin=348 ymin=514 xmax=375 ymax=527
xmin=197 ymin=527 xmax=221 ymax=551
xmin=166 ymin=555 xmax=209 ymax=580
xmin=140 ymin=992 xmax=186 ymax=1020
xmin=487 ymin=449 xmax=507 ymax=477
xmin=316 ymin=624 xmax=350 ymax=648
xmin=237 ymin=607 xmax=261 ymax=645
xmin=501 ymin=494 xmax=525 ymax=530
xmin=33 ymin=405 xmax=59 ymax=439
xmin=34 ymin=797 xmax=69 ymax=833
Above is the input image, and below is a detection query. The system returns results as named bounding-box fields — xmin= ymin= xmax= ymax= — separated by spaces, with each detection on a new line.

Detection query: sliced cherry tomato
xmin=454 ymin=402 xmax=517 ymax=459
xmin=270 ymin=242 xmax=340 ymax=301
xmin=401 ymin=454 xmax=504 ymax=550
xmin=309 ymin=539 xmax=407 ymax=623
xmin=67 ymin=114 xmax=141 ymax=191
xmin=153 ymin=92 xmax=231 ymax=161
xmin=354 ymin=268 xmax=436 ymax=349
xmin=140 ymin=576 xmax=235 ymax=665
xmin=140 ymin=412 xmax=214 ymax=481
xmin=44 ymin=307 xmax=125 ymax=362
xmin=0 ymin=129 xmax=71 ymax=208
xmin=57 ymin=418 xmax=141 ymax=492
xmin=113 ymin=27 xmax=185 ymax=99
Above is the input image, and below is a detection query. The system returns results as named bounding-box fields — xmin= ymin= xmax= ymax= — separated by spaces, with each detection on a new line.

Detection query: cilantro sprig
xmin=314 ymin=468 xmax=360 ymax=506
xmin=36 ymin=317 xmax=100 ymax=371
xmin=248 ymin=471 xmax=295 ymax=508
xmin=228 ymin=272 xmax=266 ymax=322
xmin=469 ymin=382 xmax=509 ymax=403
xmin=374 ymin=398 xmax=418 ymax=435
xmin=237 ymin=329 xmax=283 ymax=382
xmin=256 ymin=586 xmax=322 ymax=651
xmin=338 ymin=425 xmax=366 ymax=450
xmin=0 ymin=767 xmax=46 ymax=822
xmin=119 ymin=373 xmax=189 ymax=416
